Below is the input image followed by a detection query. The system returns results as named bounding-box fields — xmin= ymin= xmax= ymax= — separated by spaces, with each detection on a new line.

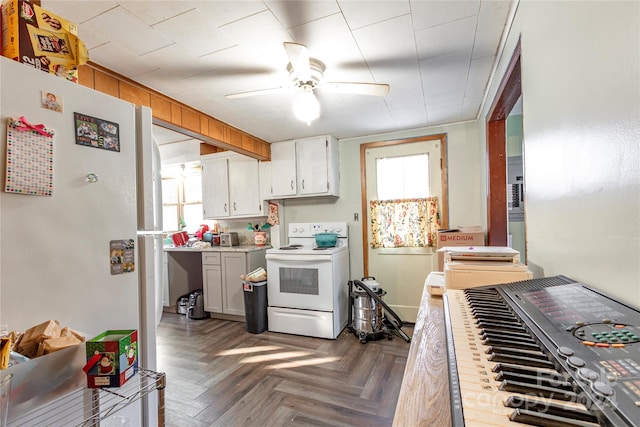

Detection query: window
xmin=376 ymin=154 xmax=430 ymax=199
xmin=370 ymin=153 xmax=440 ymax=248
xmin=161 ymin=163 xmax=203 ymax=233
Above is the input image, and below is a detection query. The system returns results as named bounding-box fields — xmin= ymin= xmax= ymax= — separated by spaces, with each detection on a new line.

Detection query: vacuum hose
xmin=352 ymin=279 xmax=412 ymax=343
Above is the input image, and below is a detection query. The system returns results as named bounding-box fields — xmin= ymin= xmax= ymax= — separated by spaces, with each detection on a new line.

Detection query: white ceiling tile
xmin=89 ymin=42 xmax=157 ymax=77
xmin=339 ymin=0 xmax=410 ymax=30
xmin=151 ymin=8 xmax=236 ymax=57
xmin=219 ymin=10 xmax=292 ymax=57
xmin=118 ymin=1 xmax=195 ymax=25
xmin=134 ymin=68 xmax=199 ymax=97
xmin=353 ymin=14 xmax=417 ymax=63
xmin=420 ymin=50 xmax=471 ymax=107
xmin=41 ymin=1 xmax=118 ymax=24
xmin=83 ymin=6 xmax=174 ymax=56
xmin=427 ymin=104 xmax=463 ymax=123
xmin=266 ymin=0 xmax=340 ymax=29
xmin=195 ymin=1 xmax=270 ymax=27
xmin=462 ymin=95 xmax=483 ymax=119
xmin=472 ymin=1 xmax=512 ymax=59
xmin=465 ymin=55 xmax=494 ymax=99
xmin=410 ymin=0 xmax=480 ymax=31
xmin=138 ymin=45 xmax=217 ymax=80
xmin=415 ymin=16 xmax=477 ymax=60
xmin=287 ymin=12 xmax=358 ymax=56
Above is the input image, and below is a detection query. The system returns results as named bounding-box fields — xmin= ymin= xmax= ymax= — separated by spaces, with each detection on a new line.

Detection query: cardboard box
xmin=84 ymin=330 xmax=138 ymax=388
xmin=1 ymin=0 xmax=88 ymax=82
xmin=444 ymin=259 xmax=532 ymax=290
xmin=435 ymin=226 xmax=485 ymax=271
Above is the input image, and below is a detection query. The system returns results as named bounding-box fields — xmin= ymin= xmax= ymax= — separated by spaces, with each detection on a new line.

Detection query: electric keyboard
xmin=444 ymin=275 xmax=640 ymax=427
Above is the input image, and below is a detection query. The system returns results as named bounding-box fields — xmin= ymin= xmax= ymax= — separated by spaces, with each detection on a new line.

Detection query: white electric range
xmin=265 ymin=222 xmax=350 ymax=339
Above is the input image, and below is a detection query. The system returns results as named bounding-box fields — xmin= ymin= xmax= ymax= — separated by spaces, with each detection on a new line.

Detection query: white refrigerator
xmin=0 ymin=57 xmax=162 ymax=424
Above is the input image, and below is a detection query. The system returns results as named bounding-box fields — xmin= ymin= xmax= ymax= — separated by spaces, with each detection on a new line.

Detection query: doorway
xmin=360 ymin=135 xmax=448 ymax=322
xmin=487 ymin=39 xmax=523 ymax=254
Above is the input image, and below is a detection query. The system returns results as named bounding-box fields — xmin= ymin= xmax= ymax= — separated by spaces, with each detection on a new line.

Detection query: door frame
xmin=486 ymin=39 xmax=522 ymax=246
xmin=360 ymin=134 xmax=449 ymax=276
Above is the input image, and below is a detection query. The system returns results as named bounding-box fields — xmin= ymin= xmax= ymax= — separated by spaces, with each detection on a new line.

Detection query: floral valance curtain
xmin=370 ymin=197 xmax=441 ymax=248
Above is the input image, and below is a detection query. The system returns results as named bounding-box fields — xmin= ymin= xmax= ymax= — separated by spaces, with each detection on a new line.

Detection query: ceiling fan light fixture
xmin=293 ymin=85 xmax=320 ymax=125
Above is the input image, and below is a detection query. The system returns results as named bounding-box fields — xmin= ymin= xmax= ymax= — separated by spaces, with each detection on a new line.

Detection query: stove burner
xmin=313 ymin=247 xmax=333 ymax=250
xmin=279 ymin=244 xmax=304 ymax=250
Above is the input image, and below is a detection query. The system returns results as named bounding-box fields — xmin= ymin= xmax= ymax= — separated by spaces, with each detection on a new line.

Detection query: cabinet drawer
xmin=202 ymin=252 xmax=221 ymax=265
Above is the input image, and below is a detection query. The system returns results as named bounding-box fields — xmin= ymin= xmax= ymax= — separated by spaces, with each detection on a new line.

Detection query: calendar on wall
xmin=4 ymin=116 xmax=54 ymax=196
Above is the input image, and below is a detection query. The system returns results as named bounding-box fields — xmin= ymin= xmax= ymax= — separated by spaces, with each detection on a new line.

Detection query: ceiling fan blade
xmin=225 ymin=87 xmax=289 ymax=99
xmin=321 ymin=82 xmax=390 ymax=97
xmin=284 ymin=42 xmax=311 ymax=81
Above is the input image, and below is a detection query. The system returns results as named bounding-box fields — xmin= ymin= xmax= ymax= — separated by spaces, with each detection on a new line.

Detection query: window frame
xmin=161 ymin=163 xmax=203 ymax=233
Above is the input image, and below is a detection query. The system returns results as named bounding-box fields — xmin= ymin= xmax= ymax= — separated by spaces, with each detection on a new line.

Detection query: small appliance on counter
xmin=220 ymin=232 xmax=239 ymax=247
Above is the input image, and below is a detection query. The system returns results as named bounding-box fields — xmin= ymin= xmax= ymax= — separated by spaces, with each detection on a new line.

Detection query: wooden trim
xmin=78 ymin=62 xmax=270 ymax=161
xmin=486 ymin=39 xmax=522 ymax=246
xmin=360 ymin=133 xmax=449 ymax=276
xmin=360 ymin=144 xmax=369 ymax=274
xmin=486 ymin=120 xmax=508 ymax=246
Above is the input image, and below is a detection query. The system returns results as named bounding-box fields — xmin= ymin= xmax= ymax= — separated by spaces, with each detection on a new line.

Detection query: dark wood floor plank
xmin=156 ymin=313 xmax=410 ymax=426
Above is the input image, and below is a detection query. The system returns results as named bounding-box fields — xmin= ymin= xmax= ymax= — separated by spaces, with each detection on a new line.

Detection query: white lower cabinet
xmin=202 ymin=250 xmax=266 ymax=318
xmin=202 ymin=252 xmax=222 ymax=313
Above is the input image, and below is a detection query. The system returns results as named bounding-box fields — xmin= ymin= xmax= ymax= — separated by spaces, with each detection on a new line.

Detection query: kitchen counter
xmin=164 ymin=245 xmax=267 ymax=317
xmin=164 ymin=245 xmax=270 ymax=253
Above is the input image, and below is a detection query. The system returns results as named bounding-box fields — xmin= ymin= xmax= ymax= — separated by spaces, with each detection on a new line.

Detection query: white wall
xmin=481 ymin=0 xmax=640 ymax=305
xmin=158 ymin=140 xmax=200 ymax=166
xmin=280 ymin=120 xmax=484 ymax=280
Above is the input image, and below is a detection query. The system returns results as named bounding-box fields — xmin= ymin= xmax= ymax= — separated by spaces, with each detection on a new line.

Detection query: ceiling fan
xmin=225 ymin=42 xmax=390 ymax=124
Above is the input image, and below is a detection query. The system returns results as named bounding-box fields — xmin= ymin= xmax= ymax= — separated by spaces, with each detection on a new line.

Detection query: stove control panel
xmin=288 ymin=222 xmax=348 ymax=238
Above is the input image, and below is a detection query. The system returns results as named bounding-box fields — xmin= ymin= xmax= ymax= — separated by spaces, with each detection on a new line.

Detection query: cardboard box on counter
xmin=435 ymin=226 xmax=485 ymax=271
xmin=84 ymin=329 xmax=138 ymax=388
xmin=1 ymin=0 xmax=88 ymax=82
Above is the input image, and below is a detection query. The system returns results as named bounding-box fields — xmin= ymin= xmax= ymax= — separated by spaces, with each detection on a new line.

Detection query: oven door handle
xmin=266 ymin=254 xmax=330 ymax=262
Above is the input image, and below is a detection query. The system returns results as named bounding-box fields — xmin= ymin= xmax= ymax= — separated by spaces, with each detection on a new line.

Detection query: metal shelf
xmin=10 ymin=369 xmax=166 ymax=427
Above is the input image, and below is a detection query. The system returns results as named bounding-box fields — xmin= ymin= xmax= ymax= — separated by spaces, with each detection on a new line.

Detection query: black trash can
xmin=243 ymin=280 xmax=268 ymax=333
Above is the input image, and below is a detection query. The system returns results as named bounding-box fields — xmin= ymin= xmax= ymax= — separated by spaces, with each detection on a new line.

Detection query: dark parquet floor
xmin=156 ymin=313 xmax=413 ymax=427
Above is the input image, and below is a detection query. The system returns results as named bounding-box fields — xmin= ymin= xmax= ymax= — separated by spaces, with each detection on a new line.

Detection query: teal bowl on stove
xmin=314 ymin=232 xmax=338 ymax=248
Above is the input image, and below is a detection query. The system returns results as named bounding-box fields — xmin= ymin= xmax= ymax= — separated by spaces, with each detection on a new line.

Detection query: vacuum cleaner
xmin=346 ymin=277 xmax=412 ymax=344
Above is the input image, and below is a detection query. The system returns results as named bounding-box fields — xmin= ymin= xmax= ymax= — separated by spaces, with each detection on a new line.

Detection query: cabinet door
xmin=270 ymin=140 xmax=297 ymax=197
xmin=203 ymin=264 xmax=223 ymax=313
xmin=228 ymin=155 xmax=262 ymax=216
xmin=202 ymin=157 xmax=230 ymax=218
xmin=221 ymin=253 xmax=247 ymax=316
xmin=297 ymin=136 xmax=329 ymax=195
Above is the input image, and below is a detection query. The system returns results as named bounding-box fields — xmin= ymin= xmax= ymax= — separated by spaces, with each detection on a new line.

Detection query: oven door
xmin=266 ymin=254 xmax=334 ymax=311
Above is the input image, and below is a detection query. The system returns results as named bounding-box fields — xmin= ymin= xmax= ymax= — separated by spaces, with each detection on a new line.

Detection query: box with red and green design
xmin=83 ymin=329 xmax=138 ymax=388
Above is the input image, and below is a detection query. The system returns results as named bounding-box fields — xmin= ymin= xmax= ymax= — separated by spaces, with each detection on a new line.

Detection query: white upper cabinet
xmin=269 ymin=135 xmax=339 ymax=199
xmin=270 ymin=140 xmax=297 ymax=197
xmin=202 ymin=152 xmax=265 ymax=219
xmin=202 ymin=157 xmax=229 ymax=218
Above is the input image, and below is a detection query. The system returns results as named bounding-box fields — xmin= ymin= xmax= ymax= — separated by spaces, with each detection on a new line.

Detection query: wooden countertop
xmin=393 ymin=283 xmax=451 ymax=426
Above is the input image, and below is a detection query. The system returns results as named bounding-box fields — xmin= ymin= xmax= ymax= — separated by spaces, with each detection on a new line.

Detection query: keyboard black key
xmin=509 ymin=408 xmax=599 ymax=427
xmin=500 ymin=380 xmax=578 ymax=401
xmin=504 ymin=396 xmax=597 ymax=423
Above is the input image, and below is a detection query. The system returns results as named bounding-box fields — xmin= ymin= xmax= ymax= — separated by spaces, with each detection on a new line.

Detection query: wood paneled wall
xmin=78 ymin=62 xmax=270 ymax=161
